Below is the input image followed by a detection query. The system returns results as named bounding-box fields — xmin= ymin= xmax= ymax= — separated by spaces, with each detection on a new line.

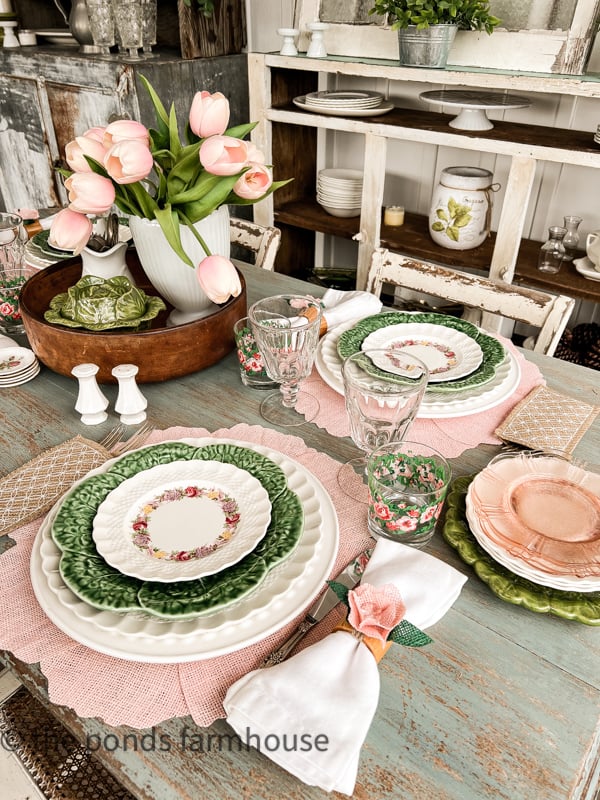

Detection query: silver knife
xmin=260 ymin=548 xmax=373 ymax=668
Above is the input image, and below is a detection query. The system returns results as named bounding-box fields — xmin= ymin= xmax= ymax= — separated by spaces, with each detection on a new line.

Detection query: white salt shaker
xmin=112 ymin=364 xmax=147 ymax=425
xmin=72 ymin=363 xmax=109 ymax=425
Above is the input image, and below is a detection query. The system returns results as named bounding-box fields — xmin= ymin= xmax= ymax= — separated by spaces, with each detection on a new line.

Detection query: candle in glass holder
xmin=384 ymin=205 xmax=405 ymax=226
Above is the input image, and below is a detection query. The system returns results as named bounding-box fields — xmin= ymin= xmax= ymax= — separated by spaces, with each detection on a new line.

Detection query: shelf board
xmin=274 ymin=199 xmax=600 ymax=303
xmin=268 ymin=103 xmax=600 ymax=168
xmin=263 ymin=53 xmax=600 ymax=99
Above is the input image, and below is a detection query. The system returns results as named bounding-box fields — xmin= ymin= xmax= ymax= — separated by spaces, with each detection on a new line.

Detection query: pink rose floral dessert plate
xmin=92 ymin=459 xmax=271 ymax=582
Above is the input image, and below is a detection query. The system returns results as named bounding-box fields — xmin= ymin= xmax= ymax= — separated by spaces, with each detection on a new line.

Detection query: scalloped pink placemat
xmin=0 ymin=424 xmax=372 ymax=727
xmin=296 ymin=335 xmax=545 ymax=457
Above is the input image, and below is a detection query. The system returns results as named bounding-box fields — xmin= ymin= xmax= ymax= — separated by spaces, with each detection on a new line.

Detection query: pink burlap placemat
xmin=0 ymin=424 xmax=372 ymax=728
xmin=297 ymin=336 xmax=544 ymax=458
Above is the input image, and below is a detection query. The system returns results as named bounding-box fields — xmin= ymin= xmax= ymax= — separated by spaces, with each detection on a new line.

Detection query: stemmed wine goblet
xmin=112 ymin=0 xmax=143 ymax=59
xmin=248 ymin=294 xmax=322 ymax=428
xmin=339 ymin=348 xmax=429 ymax=500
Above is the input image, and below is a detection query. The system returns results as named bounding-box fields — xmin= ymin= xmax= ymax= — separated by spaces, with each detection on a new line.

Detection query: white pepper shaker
xmin=112 ymin=364 xmax=147 ymax=425
xmin=72 ymin=363 xmax=109 ymax=425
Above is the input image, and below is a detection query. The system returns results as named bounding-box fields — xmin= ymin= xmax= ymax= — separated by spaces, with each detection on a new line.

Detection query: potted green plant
xmin=368 ymin=0 xmax=500 ymax=68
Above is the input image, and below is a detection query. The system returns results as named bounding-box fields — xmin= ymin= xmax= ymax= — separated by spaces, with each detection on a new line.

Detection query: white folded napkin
xmin=224 ymin=539 xmax=467 ymax=794
xmin=321 ymin=288 xmax=382 ymax=332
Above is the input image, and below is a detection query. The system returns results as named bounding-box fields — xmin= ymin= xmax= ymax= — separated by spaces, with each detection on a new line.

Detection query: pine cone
xmin=554 ymin=341 xmax=581 ymax=364
xmin=581 ymin=336 xmax=600 ymax=371
xmin=571 ymin=322 xmax=600 ymax=353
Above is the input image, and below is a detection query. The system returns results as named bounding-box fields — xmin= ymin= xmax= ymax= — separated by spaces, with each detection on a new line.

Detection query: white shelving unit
xmin=248 ymin=51 xmax=600 ymax=303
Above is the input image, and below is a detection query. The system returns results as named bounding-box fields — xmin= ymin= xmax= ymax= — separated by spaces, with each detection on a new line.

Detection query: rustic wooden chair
xmin=366 ymin=248 xmax=575 ymax=356
xmin=229 ymin=217 xmax=281 ymax=271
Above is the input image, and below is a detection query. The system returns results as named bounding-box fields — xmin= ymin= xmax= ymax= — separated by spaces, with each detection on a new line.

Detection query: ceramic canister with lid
xmin=429 ymin=166 xmax=499 ymax=250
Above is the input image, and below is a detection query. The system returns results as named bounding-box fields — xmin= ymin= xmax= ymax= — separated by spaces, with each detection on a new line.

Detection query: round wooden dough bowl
xmin=20 ymin=251 xmax=247 ymax=383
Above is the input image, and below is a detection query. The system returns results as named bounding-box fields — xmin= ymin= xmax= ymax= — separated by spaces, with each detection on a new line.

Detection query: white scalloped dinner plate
xmin=361 ymin=322 xmax=483 ymax=383
xmin=315 ymin=319 xmax=520 ymax=419
xmin=31 ymin=438 xmax=339 ymax=663
xmin=92 ymin=460 xmax=272 ymax=582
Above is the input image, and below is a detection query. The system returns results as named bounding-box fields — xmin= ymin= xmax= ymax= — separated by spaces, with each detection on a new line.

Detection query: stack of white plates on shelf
xmin=293 ymin=90 xmax=394 ymax=118
xmin=0 ymin=345 xmax=40 ymax=387
xmin=317 ymin=167 xmax=363 ymax=218
xmin=305 ymin=90 xmax=384 ymax=111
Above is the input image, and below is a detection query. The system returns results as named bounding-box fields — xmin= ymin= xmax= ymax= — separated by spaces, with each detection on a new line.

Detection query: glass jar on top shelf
xmin=537 ymin=226 xmax=567 ymax=274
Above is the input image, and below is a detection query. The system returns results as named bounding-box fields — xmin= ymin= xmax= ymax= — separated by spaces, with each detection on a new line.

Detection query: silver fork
xmin=111 ymin=420 xmax=155 ymax=456
xmin=98 ymin=423 xmax=125 ymax=451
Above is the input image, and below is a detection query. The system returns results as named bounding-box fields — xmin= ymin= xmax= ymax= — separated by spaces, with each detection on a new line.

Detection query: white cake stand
xmin=419 ymin=90 xmax=531 ymax=131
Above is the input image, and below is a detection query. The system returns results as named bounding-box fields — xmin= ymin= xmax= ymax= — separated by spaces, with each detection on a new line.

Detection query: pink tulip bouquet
xmin=49 ymin=75 xmax=288 ymax=303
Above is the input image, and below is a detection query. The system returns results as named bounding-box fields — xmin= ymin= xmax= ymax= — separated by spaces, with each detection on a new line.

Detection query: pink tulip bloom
xmin=49 ymin=208 xmax=93 ymax=255
xmin=196 ymin=255 xmax=241 ymax=304
xmin=103 ymin=120 xmax=150 ymax=147
xmin=84 ymin=126 xmax=107 ymax=143
xmin=16 ymin=207 xmax=38 ymax=220
xmin=199 ymin=136 xmax=249 ymax=176
xmin=65 ymin=172 xmax=116 ymax=215
xmin=65 ymin=135 xmax=109 ymax=173
xmin=189 ymin=90 xmax=230 ymax=138
xmin=233 ymin=163 xmax=273 ymax=200
xmin=104 ymin=139 xmax=154 ymax=184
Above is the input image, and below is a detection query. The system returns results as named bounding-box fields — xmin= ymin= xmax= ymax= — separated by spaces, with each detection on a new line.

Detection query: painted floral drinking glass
xmin=248 ymin=294 xmax=322 ymax=427
xmin=233 ymin=316 xmax=277 ymax=390
xmin=367 ymin=441 xmax=451 ymax=548
xmin=339 ymin=348 xmax=429 ymax=499
xmin=0 ymin=212 xmax=29 ymax=335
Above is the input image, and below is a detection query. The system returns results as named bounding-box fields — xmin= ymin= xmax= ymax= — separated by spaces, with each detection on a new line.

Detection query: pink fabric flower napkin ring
xmin=332 ymin=582 xmax=432 ymax=663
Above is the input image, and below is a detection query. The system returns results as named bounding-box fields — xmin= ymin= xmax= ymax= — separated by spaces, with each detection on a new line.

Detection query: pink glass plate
xmin=469 ymin=453 xmax=600 ymax=577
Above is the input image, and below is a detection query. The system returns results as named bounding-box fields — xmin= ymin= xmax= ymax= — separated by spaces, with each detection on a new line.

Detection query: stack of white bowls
xmin=317 ymin=168 xmax=363 ymax=218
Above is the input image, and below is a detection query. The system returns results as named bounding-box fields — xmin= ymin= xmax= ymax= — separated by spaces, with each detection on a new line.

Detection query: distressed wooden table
xmin=1 ymin=263 xmax=599 ymax=800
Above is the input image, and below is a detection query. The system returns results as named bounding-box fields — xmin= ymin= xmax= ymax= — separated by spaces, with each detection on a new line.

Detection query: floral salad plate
xmin=337 ymin=312 xmax=505 ymax=394
xmin=361 ymin=322 xmax=483 ymax=383
xmin=32 ymin=438 xmax=339 ymax=662
xmin=92 ymin=460 xmax=272 ymax=582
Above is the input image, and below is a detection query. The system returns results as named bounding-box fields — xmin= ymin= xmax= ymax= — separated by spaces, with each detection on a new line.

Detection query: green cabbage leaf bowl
xmin=44 ymin=276 xmax=166 ymax=331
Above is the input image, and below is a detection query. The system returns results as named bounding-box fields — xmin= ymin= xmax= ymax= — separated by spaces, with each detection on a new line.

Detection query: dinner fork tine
xmin=112 ymin=420 xmax=155 ymax=456
xmin=98 ymin=423 xmax=125 ymax=452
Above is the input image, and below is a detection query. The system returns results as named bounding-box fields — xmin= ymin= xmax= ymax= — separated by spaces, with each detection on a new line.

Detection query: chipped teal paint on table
xmin=1 ymin=263 xmax=599 ymax=800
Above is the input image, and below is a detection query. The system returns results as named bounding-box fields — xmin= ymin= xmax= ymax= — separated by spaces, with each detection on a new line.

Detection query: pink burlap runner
xmin=0 ymin=424 xmax=373 ymax=728
xmin=297 ymin=336 xmax=545 ymax=457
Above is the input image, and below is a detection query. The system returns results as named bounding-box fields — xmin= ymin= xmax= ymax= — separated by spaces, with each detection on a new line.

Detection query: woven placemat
xmin=0 ymin=436 xmax=111 ymax=536
xmin=0 ymin=686 xmax=135 ymax=800
xmin=495 ymin=385 xmax=600 ymax=456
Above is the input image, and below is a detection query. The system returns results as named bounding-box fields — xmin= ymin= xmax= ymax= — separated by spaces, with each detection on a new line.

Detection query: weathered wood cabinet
xmin=0 ymin=48 xmax=248 ymax=212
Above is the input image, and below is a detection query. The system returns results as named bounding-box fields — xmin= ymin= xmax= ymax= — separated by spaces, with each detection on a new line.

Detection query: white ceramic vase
xmin=128 ymin=206 xmax=231 ymax=327
xmin=80 ymin=241 xmax=135 ymax=283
